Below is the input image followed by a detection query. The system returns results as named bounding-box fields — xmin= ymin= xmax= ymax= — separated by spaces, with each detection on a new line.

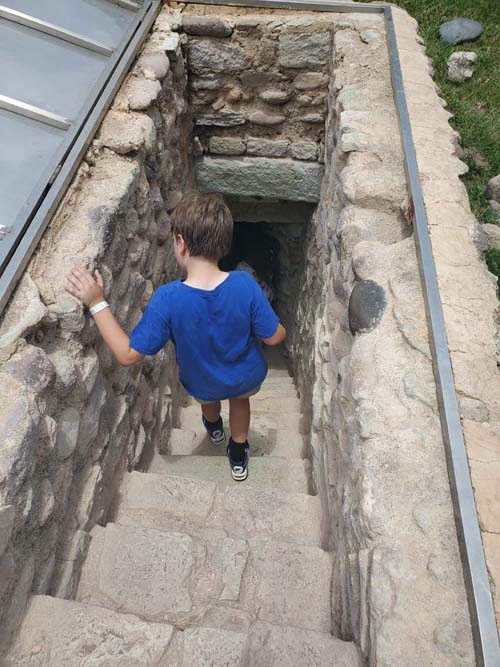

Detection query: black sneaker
xmin=227 ymin=438 xmax=249 ymax=482
xmin=202 ymin=415 xmax=226 ymax=445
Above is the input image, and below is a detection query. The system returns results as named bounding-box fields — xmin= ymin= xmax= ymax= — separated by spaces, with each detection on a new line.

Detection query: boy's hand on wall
xmin=65 ymin=266 xmax=105 ymax=308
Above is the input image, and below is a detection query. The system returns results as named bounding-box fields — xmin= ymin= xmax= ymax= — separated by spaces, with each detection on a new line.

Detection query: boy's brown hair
xmin=170 ymin=191 xmax=233 ymax=260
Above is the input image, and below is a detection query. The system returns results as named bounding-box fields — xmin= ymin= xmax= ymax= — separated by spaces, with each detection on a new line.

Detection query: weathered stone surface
xmin=246 ymin=137 xmax=289 ymax=157
xmin=48 ymin=350 xmax=77 ymax=390
xmin=195 ymin=112 xmax=246 ymax=127
xmin=234 ymin=17 xmax=261 ymax=31
xmin=348 ymin=280 xmax=387 ymax=334
xmin=240 ymin=71 xmax=287 ymax=87
xmin=77 ymin=524 xmax=196 ymax=622
xmin=5 ymin=596 xmax=175 ymax=665
xmin=297 ymin=91 xmax=327 ymax=107
xmin=279 ymin=33 xmax=331 ymax=68
xmin=2 ymin=555 xmax=35 ymax=643
xmin=247 ymin=110 xmax=286 ymax=126
xmin=293 ymin=72 xmax=329 ymax=90
xmin=301 ymin=113 xmax=324 ymax=124
xmin=3 ymin=345 xmax=55 ymax=394
xmin=483 ymin=223 xmax=500 ymax=249
xmin=439 ymin=18 xmax=483 ymax=44
xmin=209 ymin=137 xmax=246 ymax=155
xmin=38 ymin=479 xmax=55 ymax=527
xmin=464 ymin=420 xmax=500 ymax=533
xmin=52 ymin=529 xmax=91 ymax=599
xmin=447 ymin=51 xmax=477 ymax=83
xmin=183 ymin=16 xmax=233 ymax=38
xmin=191 ymin=75 xmax=222 ymax=91
xmin=195 ymin=157 xmax=323 ymax=203
xmin=137 ymin=52 xmax=170 ymax=80
xmin=189 ymin=40 xmax=250 ymax=74
xmin=55 ymin=408 xmax=80 ymax=460
xmin=99 ymin=110 xmax=155 ymax=154
xmin=227 ymin=198 xmax=315 ymax=225
xmin=486 ymin=175 xmax=500 ymax=204
xmin=0 ymin=376 xmax=40 ymax=502
xmin=151 ymin=445 xmax=310 ymax=488
xmin=0 ymin=274 xmax=48 ymax=348
xmin=290 ymin=141 xmax=319 ymax=161
xmin=181 ymin=627 xmax=246 ymax=666
xmin=0 ymin=506 xmax=14 ymax=558
xmin=258 ymin=89 xmax=291 ymax=105
xmin=248 ymin=622 xmax=361 ymax=667
xmin=120 ymin=78 xmax=162 ymax=111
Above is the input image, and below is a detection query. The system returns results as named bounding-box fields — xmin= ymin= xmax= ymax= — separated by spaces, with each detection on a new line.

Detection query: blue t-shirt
xmin=129 ymin=271 xmax=280 ymax=401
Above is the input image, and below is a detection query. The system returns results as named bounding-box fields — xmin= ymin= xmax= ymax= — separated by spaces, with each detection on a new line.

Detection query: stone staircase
xmin=5 ymin=349 xmax=361 ymax=666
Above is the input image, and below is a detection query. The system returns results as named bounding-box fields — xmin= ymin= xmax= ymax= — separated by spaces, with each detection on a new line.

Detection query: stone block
xmin=240 ymin=71 xmax=288 ymax=87
xmin=209 ymin=137 xmax=246 ymax=155
xmin=3 ymin=345 xmax=55 ymax=394
xmin=301 ymin=112 xmax=324 ymax=124
xmin=290 ymin=141 xmax=319 ymax=161
xmin=258 ymin=89 xmax=291 ymax=105
xmin=247 ymin=110 xmax=285 ymax=126
xmin=5 ymin=596 xmax=175 ymax=665
xmin=75 ymin=464 xmax=102 ymax=530
xmin=136 ymin=52 xmax=170 ymax=80
xmin=297 ymin=91 xmax=327 ymax=107
xmin=486 ymin=175 xmax=500 ymax=204
xmin=279 ymin=32 xmax=331 ymax=68
xmin=99 ymin=110 xmax=156 ymax=155
xmin=348 ymin=280 xmax=387 ymax=334
xmin=38 ymin=479 xmax=55 ymax=527
xmin=2 ymin=555 xmax=35 ymax=643
xmin=195 ymin=112 xmax=246 ymax=127
xmin=227 ymin=198 xmax=315 ymax=225
xmin=183 ymin=16 xmax=233 ymax=38
xmin=293 ymin=72 xmax=329 ymax=90
xmin=188 ymin=40 xmax=250 ymax=75
xmin=121 ymin=78 xmax=162 ymax=111
xmin=246 ymin=137 xmax=289 ymax=158
xmin=0 ymin=506 xmax=14 ymax=558
xmin=55 ymin=408 xmax=80 ymax=460
xmin=0 ymin=274 xmax=48 ymax=348
xmin=48 ymin=350 xmax=77 ymax=390
xmin=0 ymin=375 xmax=40 ymax=503
xmin=195 ymin=157 xmax=324 ymax=203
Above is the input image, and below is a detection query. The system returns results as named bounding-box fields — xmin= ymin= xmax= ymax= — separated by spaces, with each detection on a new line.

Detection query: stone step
xmin=179 ymin=404 xmax=305 ymax=434
xmin=185 ymin=386 xmax=300 ymax=405
xmin=76 ymin=523 xmax=333 ymax=633
xmin=266 ymin=367 xmax=293 ymax=378
xmin=168 ymin=426 xmax=305 ymax=458
xmin=5 ymin=595 xmax=247 ymax=666
xmin=115 ymin=471 xmax=322 ymax=545
xmin=6 ymin=597 xmax=361 ymax=666
xmin=148 ymin=453 xmax=310 ymax=493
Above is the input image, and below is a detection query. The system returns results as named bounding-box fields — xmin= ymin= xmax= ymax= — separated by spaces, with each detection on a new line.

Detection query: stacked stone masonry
xmin=0 ymin=16 xmax=192 ymax=650
xmin=1 ymin=1 xmax=499 ymax=665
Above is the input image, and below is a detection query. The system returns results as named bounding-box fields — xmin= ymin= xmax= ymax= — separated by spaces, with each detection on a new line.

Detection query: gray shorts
xmin=193 ymin=386 xmax=261 ymax=405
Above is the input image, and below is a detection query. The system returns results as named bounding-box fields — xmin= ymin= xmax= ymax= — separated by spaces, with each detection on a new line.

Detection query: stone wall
xmin=0 ymin=16 xmax=192 ymax=648
xmin=290 ymin=11 xmax=475 ymax=666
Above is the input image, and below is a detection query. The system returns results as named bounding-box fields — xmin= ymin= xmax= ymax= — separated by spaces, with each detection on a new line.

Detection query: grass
xmin=389 ymin=0 xmax=500 ymax=226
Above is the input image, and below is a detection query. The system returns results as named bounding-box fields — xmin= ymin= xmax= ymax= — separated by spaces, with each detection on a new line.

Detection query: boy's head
xmin=170 ymin=191 xmax=233 ymax=264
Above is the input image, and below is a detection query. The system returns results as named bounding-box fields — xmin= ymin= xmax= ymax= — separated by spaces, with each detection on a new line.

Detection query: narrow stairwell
xmin=6 ymin=348 xmax=361 ymax=666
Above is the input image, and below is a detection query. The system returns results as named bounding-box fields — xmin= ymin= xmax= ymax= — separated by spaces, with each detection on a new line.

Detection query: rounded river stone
xmin=348 ymin=280 xmax=387 ymax=334
xmin=439 ymin=19 xmax=483 ymax=45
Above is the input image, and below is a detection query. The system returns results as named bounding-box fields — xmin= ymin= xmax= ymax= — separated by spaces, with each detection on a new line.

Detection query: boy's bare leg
xmin=201 ymin=401 xmax=221 ymax=423
xmin=228 ymin=397 xmax=250 ymax=443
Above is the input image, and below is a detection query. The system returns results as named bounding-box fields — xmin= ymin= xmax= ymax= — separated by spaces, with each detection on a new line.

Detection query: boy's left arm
xmin=65 ymin=267 xmax=144 ymax=366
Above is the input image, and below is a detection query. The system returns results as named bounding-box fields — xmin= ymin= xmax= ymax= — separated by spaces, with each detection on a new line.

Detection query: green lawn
xmin=361 ymin=0 xmax=500 ymax=226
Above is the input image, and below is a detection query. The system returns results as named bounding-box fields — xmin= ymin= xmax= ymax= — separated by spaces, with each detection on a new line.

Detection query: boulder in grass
xmin=439 ymin=18 xmax=483 ymax=45
xmin=447 ymin=51 xmax=477 ymax=83
xmin=486 ymin=175 xmax=500 ymax=204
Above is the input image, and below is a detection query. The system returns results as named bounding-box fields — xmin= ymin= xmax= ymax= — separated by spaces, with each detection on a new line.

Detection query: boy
xmin=65 ymin=192 xmax=285 ymax=481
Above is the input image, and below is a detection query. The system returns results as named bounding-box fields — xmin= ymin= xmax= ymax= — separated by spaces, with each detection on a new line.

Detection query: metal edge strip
xmin=0 ymin=5 xmax=115 ymax=56
xmin=384 ymin=7 xmax=500 ymax=666
xmin=0 ymin=94 xmax=71 ymax=130
xmin=0 ymin=0 xmax=162 ymax=312
xmin=99 ymin=0 xmax=142 ymax=10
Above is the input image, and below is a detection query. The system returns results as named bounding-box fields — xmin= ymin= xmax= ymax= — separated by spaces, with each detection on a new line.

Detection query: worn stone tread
xmin=180 ymin=404 xmax=305 ymax=434
xmin=168 ymin=425 xmax=304 ymax=458
xmin=148 ymin=454 xmax=310 ymax=493
xmin=76 ymin=523 xmax=332 ymax=632
xmin=115 ymin=471 xmax=322 ymax=545
xmin=6 ymin=596 xmax=361 ymax=666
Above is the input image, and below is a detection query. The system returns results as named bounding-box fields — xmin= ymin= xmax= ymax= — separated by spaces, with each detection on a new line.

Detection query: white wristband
xmin=89 ymin=300 xmax=110 ymax=316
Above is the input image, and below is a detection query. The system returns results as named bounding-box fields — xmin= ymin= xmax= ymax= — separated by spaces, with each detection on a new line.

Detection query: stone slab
xmin=148 ymin=453 xmax=310 ymax=493
xmin=279 ymin=32 xmax=331 ymax=68
xmin=188 ymin=40 xmax=250 ymax=74
xmin=115 ymin=471 xmax=321 ymax=545
xmin=195 ymin=157 xmax=324 ymax=203
xmin=5 ymin=595 xmax=175 ymax=666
